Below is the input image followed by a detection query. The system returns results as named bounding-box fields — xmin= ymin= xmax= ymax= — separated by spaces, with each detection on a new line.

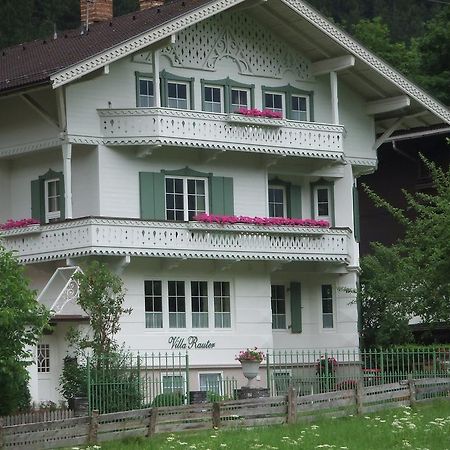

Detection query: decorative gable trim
xmin=51 ymin=0 xmax=245 ymax=88
xmin=282 ymin=0 xmax=450 ymax=124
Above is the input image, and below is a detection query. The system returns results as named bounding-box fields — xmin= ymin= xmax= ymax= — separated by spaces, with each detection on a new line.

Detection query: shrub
xmin=152 ymin=392 xmax=185 ymax=407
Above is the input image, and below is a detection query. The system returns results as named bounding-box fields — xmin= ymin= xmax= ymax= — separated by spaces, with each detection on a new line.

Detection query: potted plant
xmin=236 ymin=347 xmax=265 ymax=387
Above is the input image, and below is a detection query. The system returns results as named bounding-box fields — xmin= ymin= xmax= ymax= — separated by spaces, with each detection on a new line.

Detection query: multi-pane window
xmin=231 ymin=88 xmax=249 ymax=111
xmin=313 ymin=186 xmax=332 ymax=223
xmin=271 ymin=285 xmax=286 ymax=329
xmin=168 ymin=281 xmax=186 ymax=328
xmin=165 ymin=177 xmax=208 ymax=221
xmin=321 ymin=284 xmax=334 ymax=329
xmin=162 ymin=374 xmax=184 ymax=394
xmin=45 ymin=179 xmax=61 ymax=222
xmin=191 ymin=281 xmax=208 ymax=328
xmin=268 ymin=186 xmax=286 ymax=218
xmin=264 ymin=92 xmax=284 ymax=115
xmin=204 ymin=86 xmax=223 ymax=112
xmin=167 ymin=81 xmax=189 ymax=109
xmin=199 ymin=372 xmax=222 ymax=394
xmin=214 ymin=282 xmax=231 ymax=328
xmin=291 ymin=95 xmax=309 ymax=121
xmin=145 ymin=281 xmax=163 ymax=328
xmin=138 ymin=78 xmax=154 ymax=107
xmin=37 ymin=344 xmax=50 ymax=373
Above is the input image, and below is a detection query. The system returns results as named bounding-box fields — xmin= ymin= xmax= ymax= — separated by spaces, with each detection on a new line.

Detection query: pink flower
xmin=0 ymin=218 xmax=40 ymax=230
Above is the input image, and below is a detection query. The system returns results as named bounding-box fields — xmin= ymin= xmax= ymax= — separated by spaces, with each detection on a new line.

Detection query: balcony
xmin=1 ymin=217 xmax=351 ymax=264
xmin=98 ymin=108 xmax=345 ymax=159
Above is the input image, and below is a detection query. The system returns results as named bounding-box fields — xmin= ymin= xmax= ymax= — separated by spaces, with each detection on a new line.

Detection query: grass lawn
xmin=70 ymin=400 xmax=450 ymax=450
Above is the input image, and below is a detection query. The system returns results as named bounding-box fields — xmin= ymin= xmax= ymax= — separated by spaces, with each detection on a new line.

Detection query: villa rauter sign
xmin=168 ymin=336 xmax=216 ymax=350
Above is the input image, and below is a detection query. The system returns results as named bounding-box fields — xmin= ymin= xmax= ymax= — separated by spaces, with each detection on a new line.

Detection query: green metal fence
xmin=87 ymin=352 xmax=237 ymax=413
xmin=266 ymin=347 xmax=450 ymax=396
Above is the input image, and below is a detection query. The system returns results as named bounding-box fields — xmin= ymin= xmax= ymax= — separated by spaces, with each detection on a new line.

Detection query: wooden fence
xmin=1 ymin=378 xmax=449 ymax=449
xmin=1 ymin=411 xmax=75 ymax=427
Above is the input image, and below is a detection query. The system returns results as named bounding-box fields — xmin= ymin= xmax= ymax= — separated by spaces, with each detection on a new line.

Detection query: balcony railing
xmin=0 ymin=217 xmax=351 ymax=264
xmin=98 ymin=108 xmax=345 ymax=159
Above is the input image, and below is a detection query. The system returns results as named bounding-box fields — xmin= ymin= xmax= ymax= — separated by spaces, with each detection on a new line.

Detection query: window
xmin=231 ymin=88 xmax=250 ymax=111
xmin=199 ymin=372 xmax=222 ymax=394
xmin=31 ymin=169 xmax=64 ymax=224
xmin=204 ymin=86 xmax=223 ymax=113
xmin=262 ymin=85 xmax=313 ymax=121
xmin=165 ymin=176 xmax=208 ymax=221
xmin=271 ymin=285 xmax=286 ymax=329
xmin=201 ymin=78 xmax=254 ymax=113
xmin=264 ymin=92 xmax=284 ymax=115
xmin=145 ymin=281 xmax=163 ymax=328
xmin=268 ymin=186 xmax=286 ymax=218
xmin=44 ymin=179 xmax=61 ymax=222
xmin=321 ymin=284 xmax=334 ymax=329
xmin=191 ymin=281 xmax=208 ymax=328
xmin=214 ymin=282 xmax=231 ymax=328
xmin=162 ymin=374 xmax=184 ymax=394
xmin=312 ymin=184 xmax=333 ymax=224
xmin=291 ymin=95 xmax=309 ymax=121
xmin=168 ymin=281 xmax=186 ymax=328
xmin=138 ymin=77 xmax=154 ymax=107
xmin=37 ymin=344 xmax=50 ymax=373
xmin=144 ymin=280 xmax=232 ymax=330
xmin=167 ymin=81 xmax=189 ymax=109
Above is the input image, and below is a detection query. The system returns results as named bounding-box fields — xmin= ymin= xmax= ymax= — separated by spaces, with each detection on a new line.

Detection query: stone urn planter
xmin=240 ymin=360 xmax=261 ymax=387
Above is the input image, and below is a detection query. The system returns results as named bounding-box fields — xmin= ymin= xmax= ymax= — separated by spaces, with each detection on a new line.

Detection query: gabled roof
xmin=0 ymin=0 xmax=449 ymax=131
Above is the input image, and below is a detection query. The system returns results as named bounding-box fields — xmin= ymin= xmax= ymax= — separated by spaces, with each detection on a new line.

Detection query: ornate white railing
xmin=0 ymin=218 xmax=351 ymax=264
xmin=98 ymin=108 xmax=345 ymax=159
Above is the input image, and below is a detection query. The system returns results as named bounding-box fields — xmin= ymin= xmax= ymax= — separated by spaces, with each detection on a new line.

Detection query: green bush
xmin=152 ymin=392 xmax=185 ymax=407
xmin=0 ymin=363 xmax=31 ymax=415
xmin=59 ymin=356 xmax=88 ymax=401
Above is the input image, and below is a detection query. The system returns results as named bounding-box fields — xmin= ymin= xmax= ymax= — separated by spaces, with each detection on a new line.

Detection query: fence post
xmin=355 ymin=380 xmax=363 ymax=415
xmin=212 ymin=402 xmax=221 ymax=429
xmin=287 ymin=387 xmax=297 ymax=424
xmin=88 ymin=410 xmax=99 ymax=445
xmin=147 ymin=407 xmax=158 ymax=437
xmin=0 ymin=417 xmax=4 ymax=449
xmin=408 ymin=378 xmax=417 ymax=407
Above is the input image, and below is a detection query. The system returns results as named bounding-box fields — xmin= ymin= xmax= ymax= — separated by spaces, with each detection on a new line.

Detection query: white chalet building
xmin=0 ymin=0 xmax=449 ymax=404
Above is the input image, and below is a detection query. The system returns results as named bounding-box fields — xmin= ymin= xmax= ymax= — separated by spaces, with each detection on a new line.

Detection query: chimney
xmin=139 ymin=0 xmax=165 ymax=10
xmin=81 ymin=0 xmax=113 ymax=26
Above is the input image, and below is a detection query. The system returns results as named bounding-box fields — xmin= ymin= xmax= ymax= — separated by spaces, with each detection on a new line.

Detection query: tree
xmin=68 ymin=261 xmax=131 ymax=357
xmin=359 ymin=154 xmax=450 ymax=347
xmin=0 ymin=245 xmax=49 ymax=414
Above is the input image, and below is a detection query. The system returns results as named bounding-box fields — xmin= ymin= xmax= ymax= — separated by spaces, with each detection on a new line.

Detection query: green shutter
xmin=353 ymin=186 xmax=360 ymax=242
xmin=139 ymin=172 xmax=165 ymax=220
xmin=210 ymin=176 xmax=234 ymax=216
xmin=31 ymin=179 xmax=43 ymax=223
xmin=290 ymin=282 xmax=302 ymax=334
xmin=288 ymin=185 xmax=302 ymax=218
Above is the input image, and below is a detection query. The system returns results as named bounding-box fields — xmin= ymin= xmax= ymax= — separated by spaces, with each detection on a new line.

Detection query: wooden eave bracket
xmin=365 ymin=95 xmax=411 ymax=115
xmin=311 ymin=55 xmax=355 ymax=76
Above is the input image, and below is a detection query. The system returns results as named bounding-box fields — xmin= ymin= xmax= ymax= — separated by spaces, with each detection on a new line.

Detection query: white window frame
xmin=161 ymin=373 xmax=186 ymax=395
xmin=321 ymin=284 xmax=335 ymax=330
xmin=168 ymin=280 xmax=186 ymax=329
xmin=213 ymin=281 xmax=231 ymax=329
xmin=37 ymin=343 xmax=50 ymax=373
xmin=291 ymin=94 xmax=310 ymax=121
xmin=313 ymin=185 xmax=332 ymax=223
xmin=271 ymin=284 xmax=287 ymax=330
xmin=191 ymin=280 xmax=209 ymax=329
xmin=144 ymin=280 xmax=163 ymax=329
xmin=203 ymin=85 xmax=224 ymax=113
xmin=165 ymin=176 xmax=209 ymax=222
xmin=230 ymin=87 xmax=250 ymax=112
xmin=138 ymin=76 xmax=154 ymax=107
xmin=167 ymin=81 xmax=190 ymax=109
xmin=44 ymin=178 xmax=61 ymax=223
xmin=198 ymin=371 xmax=223 ymax=393
xmin=264 ymin=91 xmax=285 ymax=116
xmin=268 ymin=185 xmax=287 ymax=218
